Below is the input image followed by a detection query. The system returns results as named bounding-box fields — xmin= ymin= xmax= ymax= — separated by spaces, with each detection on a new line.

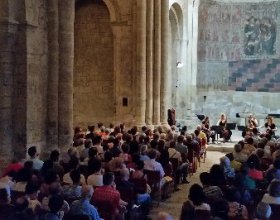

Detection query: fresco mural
xmin=244 ymin=16 xmax=276 ymax=57
xmin=198 ymin=1 xmax=279 ymax=61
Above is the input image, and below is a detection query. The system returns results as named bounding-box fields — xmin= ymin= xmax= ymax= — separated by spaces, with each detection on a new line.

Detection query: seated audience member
xmin=62 ymin=169 xmax=82 ymax=200
xmin=211 ymin=199 xmax=229 ymax=220
xmin=41 ymin=182 xmax=70 ymax=214
xmin=62 ymin=157 xmax=86 ymax=185
xmin=237 ymin=164 xmax=255 ymax=192
xmin=220 ymin=156 xmax=235 ymax=180
xmin=265 ymin=158 xmax=280 ymax=182
xmin=92 ymin=135 xmax=104 ymax=158
xmin=255 ymin=202 xmax=271 ymax=220
xmin=92 ymin=172 xmax=127 ymax=216
xmin=209 ymin=164 xmax=226 ymax=186
xmin=233 ymin=143 xmax=248 ymax=163
xmin=144 ymin=149 xmax=165 ymax=179
xmin=225 ymin=187 xmax=248 ymax=220
xmin=247 ymin=159 xmax=264 ymax=181
xmin=180 ymin=184 xmax=210 ymax=220
xmin=87 ymin=160 xmax=103 ymax=187
xmin=80 ymin=138 xmax=92 ymax=160
xmin=119 ymin=143 xmax=132 ymax=163
xmin=139 ymin=145 xmax=150 ymax=161
xmin=2 ymin=158 xmax=23 ymax=178
xmin=8 ymin=197 xmax=34 ymax=220
xmin=12 ymin=168 xmax=32 ymax=193
xmin=126 ymin=153 xmax=140 ymax=170
xmin=27 ymin=146 xmax=44 ymax=170
xmin=175 ymin=135 xmax=188 ymax=155
xmin=43 ymin=195 xmax=64 ymax=220
xmin=233 ymin=173 xmax=253 ymax=206
xmin=110 ymin=138 xmax=122 ymax=158
xmin=157 ymin=212 xmax=173 ymax=220
xmin=70 ymin=185 xmax=101 ymax=220
xmin=199 ymin=172 xmax=223 ymax=200
xmin=225 ymin=153 xmax=241 ymax=171
xmin=0 ymin=188 xmax=15 ymax=220
xmin=49 ymin=150 xmax=64 ymax=176
xmin=25 ymin=182 xmax=42 ymax=214
xmin=261 ymin=179 xmax=280 ymax=205
xmin=242 ymin=137 xmax=256 ymax=156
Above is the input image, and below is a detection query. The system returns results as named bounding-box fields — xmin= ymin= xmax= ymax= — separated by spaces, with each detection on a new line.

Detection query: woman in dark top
xmin=217 ymin=113 xmax=232 ymax=142
xmin=201 ymin=116 xmax=215 ymax=143
xmin=264 ymin=116 xmax=277 ymax=135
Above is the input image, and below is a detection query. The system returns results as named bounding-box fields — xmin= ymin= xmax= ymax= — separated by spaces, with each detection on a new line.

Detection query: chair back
xmin=92 ymin=199 xmax=118 ymax=220
xmin=130 ymin=177 xmax=147 ymax=194
xmin=169 ymin=158 xmax=179 ymax=172
xmin=144 ymin=170 xmax=161 ymax=195
xmin=194 ymin=209 xmax=211 ymax=220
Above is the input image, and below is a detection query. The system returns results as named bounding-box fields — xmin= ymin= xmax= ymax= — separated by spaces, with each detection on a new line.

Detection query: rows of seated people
xmin=179 ymin=130 xmax=280 ymax=220
xmin=0 ymin=123 xmax=207 ymax=220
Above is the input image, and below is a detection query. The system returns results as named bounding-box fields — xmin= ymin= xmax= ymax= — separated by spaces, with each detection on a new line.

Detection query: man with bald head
xmin=70 ymin=185 xmax=101 ymax=220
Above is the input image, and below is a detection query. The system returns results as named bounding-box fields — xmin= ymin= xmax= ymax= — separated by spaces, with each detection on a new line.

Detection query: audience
xmin=2 ymin=120 xmax=280 ymax=220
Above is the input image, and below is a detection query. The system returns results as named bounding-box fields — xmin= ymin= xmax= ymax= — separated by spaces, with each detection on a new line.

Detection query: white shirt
xmin=28 ymin=158 xmax=44 ymax=170
xmin=144 ymin=159 xmax=165 ymax=178
xmin=87 ymin=174 xmax=103 ymax=187
xmin=262 ymin=193 xmax=280 ymax=205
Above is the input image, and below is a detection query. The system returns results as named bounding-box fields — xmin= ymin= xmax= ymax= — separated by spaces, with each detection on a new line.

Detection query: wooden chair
xmin=143 ymin=170 xmax=161 ymax=206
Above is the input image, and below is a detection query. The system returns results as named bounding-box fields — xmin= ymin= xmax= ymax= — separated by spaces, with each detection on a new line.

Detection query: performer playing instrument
xmin=216 ymin=113 xmax=232 ymax=142
xmin=247 ymin=114 xmax=258 ymax=130
xmin=201 ymin=116 xmax=216 ymax=143
xmin=263 ymin=116 xmax=277 ymax=136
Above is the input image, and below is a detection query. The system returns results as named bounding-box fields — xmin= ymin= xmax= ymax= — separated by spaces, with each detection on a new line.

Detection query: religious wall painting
xmin=208 ymin=5 xmax=221 ymax=23
xmin=231 ymin=6 xmax=241 ymax=24
xmin=220 ymin=5 xmax=231 ymax=24
xmin=244 ymin=16 xmax=276 ymax=56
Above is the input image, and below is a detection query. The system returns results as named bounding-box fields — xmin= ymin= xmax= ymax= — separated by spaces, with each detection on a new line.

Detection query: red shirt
xmin=92 ymin=185 xmax=120 ymax=209
xmin=2 ymin=163 xmax=23 ymax=177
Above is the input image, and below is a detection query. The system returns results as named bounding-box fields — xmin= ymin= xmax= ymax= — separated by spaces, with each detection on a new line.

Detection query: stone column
xmin=160 ymin=0 xmax=170 ymax=125
xmin=47 ymin=0 xmax=59 ymax=149
xmin=146 ymin=0 xmax=154 ymax=126
xmin=58 ymin=0 xmax=74 ymax=149
xmin=153 ymin=0 xmax=161 ymax=126
xmin=0 ymin=1 xmax=17 ymax=168
xmin=135 ymin=0 xmax=147 ymax=126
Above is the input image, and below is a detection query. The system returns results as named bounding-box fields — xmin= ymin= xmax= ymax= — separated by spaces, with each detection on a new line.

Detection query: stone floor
xmin=149 ymin=151 xmax=225 ymax=219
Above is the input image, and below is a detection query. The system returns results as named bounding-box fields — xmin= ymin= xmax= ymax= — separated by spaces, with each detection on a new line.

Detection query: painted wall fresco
xmin=198 ymin=1 xmax=280 ymax=92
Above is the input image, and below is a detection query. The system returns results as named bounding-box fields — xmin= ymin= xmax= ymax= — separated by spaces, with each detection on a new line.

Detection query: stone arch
xmin=169 ymin=3 xmax=184 ymax=109
xmin=74 ymin=0 xmax=115 ymax=127
xmin=75 ymin=0 xmax=121 ymax=22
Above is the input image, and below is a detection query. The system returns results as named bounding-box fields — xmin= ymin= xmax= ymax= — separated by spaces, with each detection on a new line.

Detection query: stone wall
xmin=74 ymin=0 xmax=134 ymax=128
xmin=74 ymin=0 xmax=114 ymax=127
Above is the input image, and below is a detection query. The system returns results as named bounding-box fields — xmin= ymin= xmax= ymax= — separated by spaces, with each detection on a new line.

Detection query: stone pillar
xmin=58 ymin=0 xmax=74 ymax=149
xmin=135 ymin=0 xmax=147 ymax=126
xmin=153 ymin=0 xmax=161 ymax=126
xmin=0 ymin=1 xmax=17 ymax=168
xmin=146 ymin=0 xmax=154 ymax=126
xmin=160 ymin=0 xmax=170 ymax=125
xmin=47 ymin=0 xmax=59 ymax=149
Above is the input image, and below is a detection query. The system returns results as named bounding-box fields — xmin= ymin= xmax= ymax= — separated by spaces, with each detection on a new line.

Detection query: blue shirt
xmin=70 ymin=199 xmax=101 ymax=220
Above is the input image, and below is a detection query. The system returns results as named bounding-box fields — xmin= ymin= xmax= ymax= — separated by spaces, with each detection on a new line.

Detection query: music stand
xmin=226 ymin=123 xmax=236 ymax=130
xmin=211 ymin=125 xmax=224 ymax=144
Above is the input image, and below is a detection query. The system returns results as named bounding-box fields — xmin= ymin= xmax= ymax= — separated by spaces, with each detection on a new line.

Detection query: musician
xmin=247 ymin=114 xmax=258 ymax=130
xmin=264 ymin=116 xmax=277 ymax=135
xmin=217 ymin=113 xmax=232 ymax=142
xmin=201 ymin=116 xmax=215 ymax=143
